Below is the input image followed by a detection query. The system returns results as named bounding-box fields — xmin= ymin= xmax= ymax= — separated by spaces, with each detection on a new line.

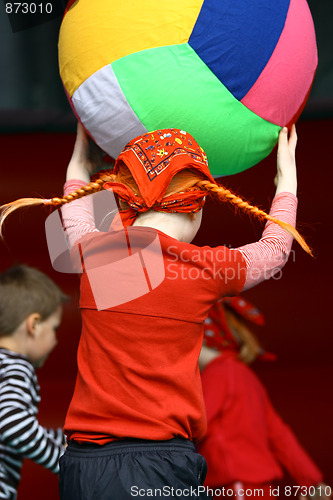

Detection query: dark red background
xmin=0 ymin=119 xmax=332 ymax=499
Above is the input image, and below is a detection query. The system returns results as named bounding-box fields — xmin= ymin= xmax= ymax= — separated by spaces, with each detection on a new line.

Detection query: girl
xmin=198 ymin=298 xmax=329 ymax=500
xmin=0 ymin=124 xmax=311 ymax=500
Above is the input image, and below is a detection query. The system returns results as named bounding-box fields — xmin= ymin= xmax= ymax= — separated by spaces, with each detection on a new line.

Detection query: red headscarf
xmin=103 ymin=129 xmax=215 ymax=228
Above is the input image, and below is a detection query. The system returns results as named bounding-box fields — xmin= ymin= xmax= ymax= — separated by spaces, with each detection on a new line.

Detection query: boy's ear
xmin=26 ymin=313 xmax=41 ymax=337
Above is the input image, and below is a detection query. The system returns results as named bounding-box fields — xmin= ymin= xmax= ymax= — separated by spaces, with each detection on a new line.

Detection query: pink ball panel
xmin=241 ymin=0 xmax=317 ymax=126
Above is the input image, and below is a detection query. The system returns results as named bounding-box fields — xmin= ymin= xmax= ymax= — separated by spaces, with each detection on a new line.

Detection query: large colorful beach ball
xmin=58 ymin=0 xmax=317 ymax=177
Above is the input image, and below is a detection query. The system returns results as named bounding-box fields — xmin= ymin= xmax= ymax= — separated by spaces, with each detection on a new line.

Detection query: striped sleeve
xmin=0 ymin=351 xmax=65 ymax=487
xmin=236 ymin=192 xmax=297 ymax=291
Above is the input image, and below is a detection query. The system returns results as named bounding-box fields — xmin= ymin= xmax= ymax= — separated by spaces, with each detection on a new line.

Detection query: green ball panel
xmin=112 ymin=43 xmax=281 ymax=176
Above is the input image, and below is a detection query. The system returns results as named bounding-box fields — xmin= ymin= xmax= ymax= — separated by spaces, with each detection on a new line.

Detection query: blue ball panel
xmin=188 ymin=0 xmax=291 ymax=100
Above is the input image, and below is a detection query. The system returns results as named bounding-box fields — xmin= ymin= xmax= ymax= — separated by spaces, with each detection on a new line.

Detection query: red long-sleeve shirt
xmin=61 ymin=181 xmax=298 ymax=444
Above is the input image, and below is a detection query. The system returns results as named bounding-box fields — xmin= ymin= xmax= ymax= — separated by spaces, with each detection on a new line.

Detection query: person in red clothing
xmin=198 ymin=298 xmax=331 ymax=500
xmin=0 ymin=124 xmax=312 ymax=499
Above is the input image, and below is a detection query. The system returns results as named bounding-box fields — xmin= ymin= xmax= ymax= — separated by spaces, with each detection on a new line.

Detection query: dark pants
xmin=59 ymin=438 xmax=211 ymax=500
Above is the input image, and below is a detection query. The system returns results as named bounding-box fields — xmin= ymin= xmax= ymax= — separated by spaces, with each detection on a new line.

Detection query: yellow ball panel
xmin=59 ymin=0 xmax=204 ymax=97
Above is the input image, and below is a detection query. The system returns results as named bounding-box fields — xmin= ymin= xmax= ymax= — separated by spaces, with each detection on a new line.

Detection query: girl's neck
xmin=133 ymin=210 xmax=201 ymax=243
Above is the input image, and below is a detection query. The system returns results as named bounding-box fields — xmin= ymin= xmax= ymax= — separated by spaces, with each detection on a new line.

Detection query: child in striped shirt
xmin=0 ymin=265 xmax=67 ymax=500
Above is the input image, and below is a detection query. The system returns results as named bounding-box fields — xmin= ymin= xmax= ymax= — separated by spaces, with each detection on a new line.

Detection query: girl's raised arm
xmin=237 ymin=125 xmax=303 ymax=290
xmin=61 ymin=124 xmax=100 ymax=249
xmin=66 ymin=123 xmax=94 ymax=184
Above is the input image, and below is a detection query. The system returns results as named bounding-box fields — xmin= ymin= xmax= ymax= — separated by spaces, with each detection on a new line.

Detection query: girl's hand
xmin=66 ymin=122 xmax=94 ymax=183
xmin=274 ymin=124 xmax=297 ymax=196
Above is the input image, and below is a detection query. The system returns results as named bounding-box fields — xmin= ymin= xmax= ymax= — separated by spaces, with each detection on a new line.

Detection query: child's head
xmin=100 ymin=129 xmax=212 ymax=233
xmin=201 ymin=297 xmax=276 ymax=370
xmin=113 ymin=164 xmax=205 ymax=242
xmin=201 ymin=297 xmax=264 ymax=369
xmin=0 ymin=265 xmax=67 ymax=367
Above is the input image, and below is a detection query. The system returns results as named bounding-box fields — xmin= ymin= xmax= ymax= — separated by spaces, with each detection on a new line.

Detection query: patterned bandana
xmin=203 ymin=297 xmax=276 ymax=361
xmin=103 ymin=128 xmax=215 ymax=228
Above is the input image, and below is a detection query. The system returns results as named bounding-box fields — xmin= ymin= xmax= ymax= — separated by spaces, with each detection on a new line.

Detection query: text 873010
xmin=285 ymin=485 xmax=332 ymax=497
xmin=5 ymin=3 xmax=53 ymax=14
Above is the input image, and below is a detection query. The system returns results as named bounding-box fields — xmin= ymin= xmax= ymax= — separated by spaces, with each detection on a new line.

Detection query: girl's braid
xmin=49 ymin=173 xmax=116 ymax=206
xmin=0 ymin=173 xmax=116 ymax=236
xmin=197 ymin=180 xmax=313 ymax=256
xmin=0 ymin=172 xmax=313 ymax=256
